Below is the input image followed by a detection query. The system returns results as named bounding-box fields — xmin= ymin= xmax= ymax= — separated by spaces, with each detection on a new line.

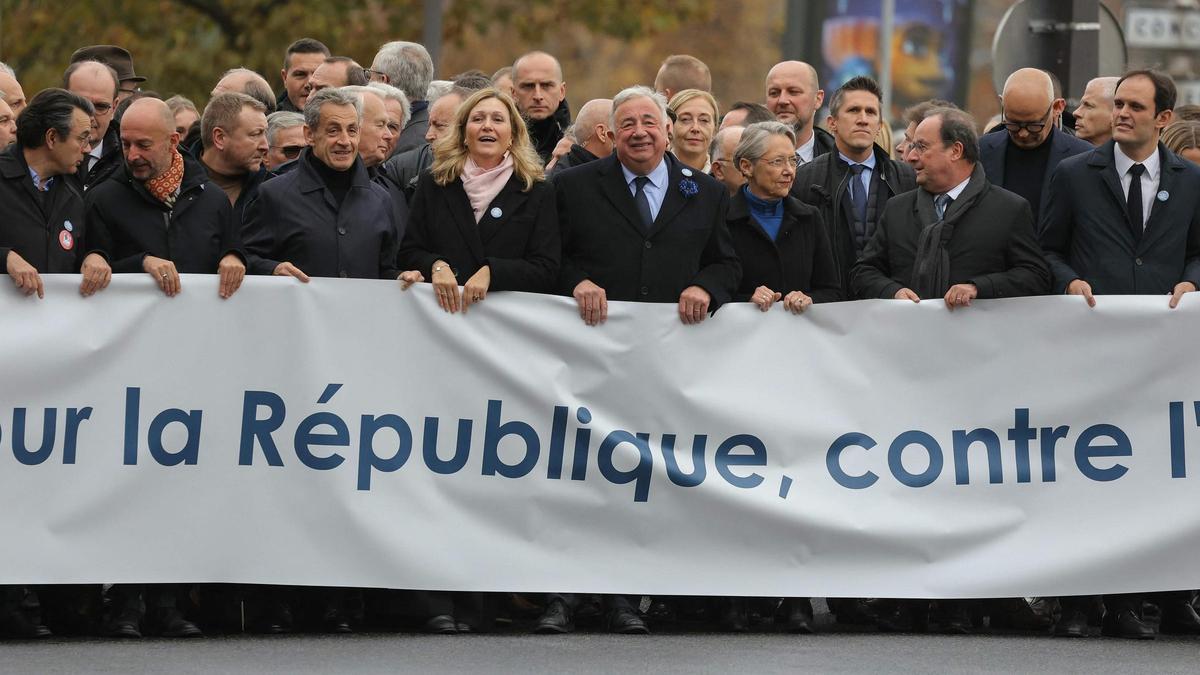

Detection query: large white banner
xmin=2 ymin=275 xmax=1200 ymax=598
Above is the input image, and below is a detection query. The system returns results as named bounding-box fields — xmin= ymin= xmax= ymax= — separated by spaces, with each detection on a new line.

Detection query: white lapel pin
xmin=681 ymin=167 xmax=693 ymax=177
xmin=490 ymin=207 xmax=503 ymax=219
xmin=1157 ymin=190 xmax=1169 ymax=202
xmin=63 ymin=220 xmax=74 ymax=232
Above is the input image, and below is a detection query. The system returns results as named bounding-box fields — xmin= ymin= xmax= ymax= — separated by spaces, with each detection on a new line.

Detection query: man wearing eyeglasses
xmin=63 ymin=59 xmax=123 ymax=191
xmin=979 ymin=68 xmax=1092 ymax=223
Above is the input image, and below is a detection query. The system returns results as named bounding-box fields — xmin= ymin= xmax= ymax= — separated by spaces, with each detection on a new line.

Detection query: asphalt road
xmin=5 ymin=623 xmax=1199 ymax=674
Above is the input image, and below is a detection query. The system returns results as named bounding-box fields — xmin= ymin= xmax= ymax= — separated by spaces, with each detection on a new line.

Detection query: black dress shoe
xmin=424 ymin=614 xmax=458 ymax=634
xmin=1 ymin=610 xmax=52 ymax=639
xmin=160 ymin=609 xmax=202 ymax=638
xmin=718 ymin=598 xmax=748 ymax=633
xmin=782 ymin=599 xmax=815 ymax=634
xmin=104 ymin=610 xmax=142 ymax=639
xmin=1101 ymin=609 xmax=1156 ymax=640
xmin=1160 ymin=600 xmax=1200 ymax=635
xmin=322 ymin=608 xmax=352 ymax=634
xmin=1052 ymin=609 xmax=1089 ymax=638
xmin=607 ymin=607 xmax=649 ymax=634
xmin=533 ymin=600 xmax=573 ymax=634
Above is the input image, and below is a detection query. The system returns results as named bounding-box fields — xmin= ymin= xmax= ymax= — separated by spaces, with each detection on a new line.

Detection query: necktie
xmin=633 ymin=176 xmax=653 ymax=230
xmin=848 ymin=164 xmax=867 ymax=221
xmin=1127 ymin=163 xmax=1145 ymax=242
xmin=934 ymin=193 xmax=952 ymax=221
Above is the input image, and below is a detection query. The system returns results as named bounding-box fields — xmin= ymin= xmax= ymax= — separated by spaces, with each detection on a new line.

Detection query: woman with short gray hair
xmin=728 ymin=120 xmax=842 ymax=316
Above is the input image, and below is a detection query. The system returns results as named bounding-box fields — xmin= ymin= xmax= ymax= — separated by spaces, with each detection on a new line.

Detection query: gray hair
xmin=367 ymin=81 xmax=411 ymax=129
xmin=0 ymin=61 xmax=14 ymax=77
xmin=926 ymin=106 xmax=979 ymax=164
xmin=733 ymin=121 xmax=796 ymax=168
xmin=266 ymin=110 xmax=305 ymax=146
xmin=573 ymin=98 xmax=612 ymax=145
xmin=425 ymin=80 xmax=454 ymax=103
xmin=610 ymin=85 xmax=668 ymax=130
xmin=303 ymin=87 xmax=362 ymax=130
xmin=371 ymin=41 xmax=434 ymax=102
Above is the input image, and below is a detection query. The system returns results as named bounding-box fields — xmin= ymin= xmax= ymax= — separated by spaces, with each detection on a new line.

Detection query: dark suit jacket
xmin=792 ymin=143 xmax=916 ymax=293
xmin=393 ymin=102 xmax=429 ymax=156
xmin=67 ymin=124 xmax=122 ymax=193
xmin=851 ymin=168 xmax=1051 ymax=300
xmin=85 ymin=153 xmax=242 ymax=274
xmin=554 ymin=153 xmax=741 ymax=307
xmin=0 ymin=143 xmax=88 ymax=273
xmin=1040 ymin=141 xmax=1200 ymax=294
xmin=398 ymin=171 xmax=560 ymax=293
xmin=979 ymin=127 xmax=1092 ymax=217
xmin=727 ymin=189 xmax=842 ymax=303
xmin=242 ymin=149 xmax=400 ymax=279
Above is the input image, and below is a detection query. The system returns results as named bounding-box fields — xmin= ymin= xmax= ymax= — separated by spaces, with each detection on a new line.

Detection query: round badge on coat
xmin=490 ymin=207 xmax=503 ymax=219
xmin=59 ymin=230 xmax=74 ymax=251
xmin=63 ymin=220 xmax=74 ymax=232
xmin=681 ymin=168 xmax=693 ymax=177
xmin=1158 ymin=190 xmax=1169 ymax=202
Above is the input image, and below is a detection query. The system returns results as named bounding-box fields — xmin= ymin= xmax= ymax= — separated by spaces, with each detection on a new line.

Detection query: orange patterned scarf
xmin=145 ymin=149 xmax=185 ymax=207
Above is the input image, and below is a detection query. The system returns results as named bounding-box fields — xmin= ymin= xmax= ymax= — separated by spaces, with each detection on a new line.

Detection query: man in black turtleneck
xmin=513 ymin=50 xmax=570 ymax=164
xmin=979 ymin=68 xmax=1091 ymax=222
xmin=243 ymin=87 xmax=400 ymax=284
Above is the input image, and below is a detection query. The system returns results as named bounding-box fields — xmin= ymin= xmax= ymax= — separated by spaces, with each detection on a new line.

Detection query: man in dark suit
xmin=852 ymin=106 xmax=1049 ymax=307
xmin=243 ymin=87 xmax=400 ymax=284
xmin=86 ymin=97 xmax=246 ymax=302
xmin=63 ymin=59 xmax=123 ymax=192
xmin=1040 ymin=71 xmax=1200 ymax=640
xmin=555 ymin=84 xmax=741 ymax=328
xmin=979 ymin=68 xmax=1093 ymax=222
xmin=793 ymin=76 xmax=916 ymax=294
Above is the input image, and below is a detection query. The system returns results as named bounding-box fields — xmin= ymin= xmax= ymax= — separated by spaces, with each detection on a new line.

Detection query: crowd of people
xmin=3 ymin=36 xmax=1200 ymax=641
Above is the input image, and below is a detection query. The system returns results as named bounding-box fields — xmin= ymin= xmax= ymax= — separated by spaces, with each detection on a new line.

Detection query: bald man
xmin=211 ymin=68 xmax=277 ymax=114
xmin=64 ymin=60 xmax=122 ymax=190
xmin=0 ymin=65 xmax=26 ymax=116
xmin=1073 ymin=76 xmax=1120 ymax=146
xmin=765 ymin=60 xmax=833 ymax=164
xmin=86 ymin=97 xmax=245 ymax=303
xmin=979 ymin=68 xmax=1092 ymax=220
xmin=709 ymin=125 xmax=745 ymax=195
xmin=548 ymin=98 xmax=612 ymax=177
xmin=513 ymin=51 xmax=570 ymax=163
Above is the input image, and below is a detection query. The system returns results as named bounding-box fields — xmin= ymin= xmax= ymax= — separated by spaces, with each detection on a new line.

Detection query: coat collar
xmin=295 ymin=147 xmax=373 ymax=210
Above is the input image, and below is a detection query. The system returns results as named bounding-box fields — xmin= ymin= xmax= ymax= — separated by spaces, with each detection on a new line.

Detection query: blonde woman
xmin=399 ymin=88 xmax=560 ymax=316
xmin=1163 ymin=119 xmax=1200 ymax=164
xmin=668 ymin=88 xmax=718 ymax=172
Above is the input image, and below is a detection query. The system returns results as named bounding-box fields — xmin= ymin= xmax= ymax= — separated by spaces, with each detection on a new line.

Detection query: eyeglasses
xmin=1001 ymin=106 xmax=1053 ymax=134
xmin=92 ymin=101 xmax=114 ymax=114
xmin=272 ymin=144 xmax=305 ymax=159
xmin=364 ymin=68 xmax=386 ymax=81
xmin=757 ymin=156 xmax=800 ymax=169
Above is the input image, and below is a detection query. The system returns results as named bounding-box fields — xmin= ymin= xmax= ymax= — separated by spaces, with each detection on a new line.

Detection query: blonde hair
xmin=876 ymin=122 xmax=894 ymax=156
xmin=668 ymin=88 xmax=719 ymax=120
xmin=1162 ymin=120 xmax=1200 ymax=157
xmin=431 ymin=88 xmax=544 ymax=191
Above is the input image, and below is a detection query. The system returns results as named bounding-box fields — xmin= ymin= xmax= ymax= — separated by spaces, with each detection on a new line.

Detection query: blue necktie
xmin=633 ymin=176 xmax=653 ymax=230
xmin=848 ymin=164 xmax=867 ymax=222
xmin=934 ymin=193 xmax=952 ymax=221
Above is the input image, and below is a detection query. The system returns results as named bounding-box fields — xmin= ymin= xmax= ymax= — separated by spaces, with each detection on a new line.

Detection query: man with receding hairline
xmin=198 ymin=92 xmax=269 ymax=226
xmin=513 ymin=50 xmax=570 ymax=163
xmin=709 ymin=125 xmax=745 ymax=195
xmin=765 ymin=60 xmax=833 ymax=164
xmin=64 ymin=60 xmax=122 ymax=190
xmin=548 ymin=98 xmax=612 ymax=177
xmin=0 ymin=63 xmax=27 ymax=116
xmin=1073 ymin=76 xmax=1121 ymax=146
xmin=980 ymin=68 xmax=1091 ymax=221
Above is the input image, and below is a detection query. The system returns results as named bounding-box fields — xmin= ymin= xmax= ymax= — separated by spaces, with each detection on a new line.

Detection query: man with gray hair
xmin=979 ymin=68 xmax=1092 ymax=221
xmin=369 ymin=40 xmax=434 ymax=154
xmin=709 ymin=125 xmax=746 ymax=195
xmin=342 ymin=85 xmax=408 ymax=238
xmin=244 ymin=87 xmax=401 ymax=292
xmin=368 ymin=81 xmax=410 ymax=157
xmin=852 ymin=106 xmax=1049 ymax=311
xmin=548 ymin=97 xmax=612 ymax=177
xmin=264 ymin=110 xmax=306 ymax=171
xmin=211 ymin=67 xmax=277 ymax=114
xmin=1073 ymin=76 xmax=1120 ymax=146
xmin=0 ymin=62 xmax=26 ymax=116
xmin=0 ymin=91 xmax=17 ymax=148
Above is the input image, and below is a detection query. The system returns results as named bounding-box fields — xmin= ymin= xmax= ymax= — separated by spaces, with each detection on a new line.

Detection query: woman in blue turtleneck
xmin=726 ymin=121 xmax=843 ymax=313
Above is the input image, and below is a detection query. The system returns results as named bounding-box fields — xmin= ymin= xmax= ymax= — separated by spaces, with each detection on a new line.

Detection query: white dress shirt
xmin=1113 ymin=143 xmax=1161 ymax=228
xmin=620 ymin=157 xmax=669 ymax=222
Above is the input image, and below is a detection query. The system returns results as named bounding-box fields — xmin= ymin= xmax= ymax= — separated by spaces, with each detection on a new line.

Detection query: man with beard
xmin=765 ymin=60 xmax=833 ymax=165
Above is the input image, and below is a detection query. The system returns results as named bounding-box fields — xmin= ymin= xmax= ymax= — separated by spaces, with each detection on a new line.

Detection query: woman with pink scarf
xmin=398 ymin=88 xmax=559 ymax=315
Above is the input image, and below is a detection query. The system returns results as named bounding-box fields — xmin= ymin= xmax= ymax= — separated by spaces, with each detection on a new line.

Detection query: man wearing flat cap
xmin=69 ymin=45 xmax=145 ymax=103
